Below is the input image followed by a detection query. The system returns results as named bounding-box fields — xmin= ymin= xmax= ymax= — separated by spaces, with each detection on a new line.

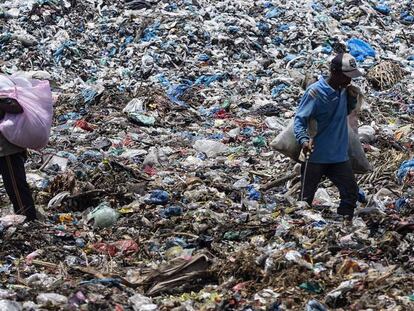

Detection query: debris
xmin=0 ymin=1 xmax=413 ymax=310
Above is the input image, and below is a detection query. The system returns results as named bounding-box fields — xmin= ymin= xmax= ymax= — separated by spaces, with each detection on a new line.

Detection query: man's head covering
xmin=330 ymin=53 xmax=363 ymax=78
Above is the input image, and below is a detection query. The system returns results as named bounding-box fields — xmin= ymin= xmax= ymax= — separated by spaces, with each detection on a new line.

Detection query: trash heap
xmin=1 ymin=0 xmax=414 ymax=310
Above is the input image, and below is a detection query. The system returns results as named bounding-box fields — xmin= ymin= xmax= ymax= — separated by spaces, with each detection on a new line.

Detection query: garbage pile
xmin=1 ymin=0 xmax=414 ymax=310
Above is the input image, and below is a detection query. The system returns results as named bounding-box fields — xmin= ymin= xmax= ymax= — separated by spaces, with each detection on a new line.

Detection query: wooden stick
xmin=262 ymin=172 xmax=298 ymax=191
xmin=249 ymin=171 xmax=272 ymax=178
xmin=31 ymin=260 xmax=59 ymax=269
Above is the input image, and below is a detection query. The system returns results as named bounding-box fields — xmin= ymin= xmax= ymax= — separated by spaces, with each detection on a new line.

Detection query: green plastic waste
xmin=221 ymin=99 xmax=231 ymax=110
xmin=128 ymin=113 xmax=156 ymax=126
xmin=87 ymin=202 xmax=120 ymax=229
xmin=253 ymin=136 xmax=266 ymax=148
xmin=299 ymin=281 xmax=324 ymax=294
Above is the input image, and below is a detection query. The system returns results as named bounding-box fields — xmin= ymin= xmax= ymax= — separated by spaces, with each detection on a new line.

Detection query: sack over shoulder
xmin=0 ymin=75 xmax=53 ymax=150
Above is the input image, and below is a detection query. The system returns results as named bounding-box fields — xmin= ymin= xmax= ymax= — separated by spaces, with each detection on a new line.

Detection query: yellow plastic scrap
xmin=272 ymin=210 xmax=281 ymax=219
xmin=394 ymin=124 xmax=412 ymax=141
xmin=165 ymin=246 xmax=185 ymax=259
xmin=214 ymin=119 xmax=225 ymax=127
xmin=59 ymin=214 xmax=73 ymax=223
xmin=118 ymin=207 xmax=134 ymax=214
xmin=227 ymin=153 xmax=237 ymax=161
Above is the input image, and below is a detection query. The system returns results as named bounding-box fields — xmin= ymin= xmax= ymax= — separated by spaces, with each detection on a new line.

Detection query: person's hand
xmin=0 ymin=98 xmax=23 ymax=114
xmin=302 ymin=139 xmax=314 ymax=158
xmin=346 ymin=85 xmax=360 ymax=98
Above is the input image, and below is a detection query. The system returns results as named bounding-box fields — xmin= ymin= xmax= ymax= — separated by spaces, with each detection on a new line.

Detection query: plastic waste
xmin=247 ymin=185 xmax=261 ymax=201
xmin=0 ymin=1 xmax=413 ymax=309
xmin=36 ymin=293 xmax=68 ymax=307
xmin=313 ymin=188 xmax=333 ymax=206
xmin=161 ymin=205 xmax=183 ymax=218
xmin=358 ymin=125 xmax=376 ymax=144
xmin=124 ymin=99 xmax=145 ymax=113
xmin=347 ymin=38 xmax=376 ymax=61
xmin=265 ymin=116 xmax=284 ymax=130
xmin=26 ymin=273 xmax=57 ymax=289
xmin=92 ymin=239 xmax=139 ymax=256
xmin=145 ymin=190 xmax=169 ymax=205
xmin=233 ymin=179 xmax=249 ymax=189
xmin=128 ymin=113 xmax=156 ymax=126
xmin=397 ymin=159 xmax=414 ymax=184
xmin=68 ymin=291 xmax=87 ymax=309
xmin=0 ymin=300 xmax=22 ymax=311
xmin=193 ymin=139 xmax=228 ymax=158
xmin=299 ymin=282 xmax=323 ymax=294
xmin=128 ymin=293 xmax=158 ymax=311
xmin=87 ymin=202 xmax=120 ymax=229
xmin=325 ymin=280 xmax=359 ymax=308
xmin=374 ymin=4 xmax=391 ymax=15
xmin=305 ymin=299 xmax=327 ymax=311
xmin=371 ymin=188 xmax=396 ymax=211
xmin=0 ymin=215 xmax=26 ymax=227
xmin=358 ymin=188 xmax=367 ymax=204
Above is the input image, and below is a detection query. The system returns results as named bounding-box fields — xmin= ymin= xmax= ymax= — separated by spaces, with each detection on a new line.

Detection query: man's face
xmin=333 ymin=71 xmax=352 ymax=88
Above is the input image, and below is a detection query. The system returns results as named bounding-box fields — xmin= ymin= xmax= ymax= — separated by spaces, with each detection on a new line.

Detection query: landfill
xmin=0 ymin=0 xmax=414 ymax=310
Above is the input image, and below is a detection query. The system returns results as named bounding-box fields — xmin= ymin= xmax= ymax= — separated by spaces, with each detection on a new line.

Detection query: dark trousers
xmin=0 ymin=152 xmax=36 ymax=221
xmin=300 ymin=160 xmax=358 ymax=217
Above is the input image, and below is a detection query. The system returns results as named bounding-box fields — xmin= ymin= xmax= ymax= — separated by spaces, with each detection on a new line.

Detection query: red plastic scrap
xmin=92 ymin=242 xmax=118 ymax=257
xmin=123 ymin=136 xmax=133 ymax=146
xmin=215 ymin=109 xmax=231 ymax=119
xmin=115 ymin=304 xmax=124 ymax=311
xmin=74 ymin=119 xmax=94 ymax=132
xmin=144 ymin=165 xmax=157 ymax=176
xmin=92 ymin=239 xmax=139 ymax=256
xmin=112 ymin=239 xmax=139 ymax=255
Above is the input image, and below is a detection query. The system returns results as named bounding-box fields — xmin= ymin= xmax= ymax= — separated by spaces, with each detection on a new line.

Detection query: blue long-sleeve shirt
xmin=294 ymin=77 xmax=352 ymax=164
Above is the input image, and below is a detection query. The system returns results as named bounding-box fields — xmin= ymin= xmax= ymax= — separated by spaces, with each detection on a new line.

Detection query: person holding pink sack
xmin=0 ymin=71 xmax=54 ymax=222
xmin=0 ymin=96 xmax=37 ymax=221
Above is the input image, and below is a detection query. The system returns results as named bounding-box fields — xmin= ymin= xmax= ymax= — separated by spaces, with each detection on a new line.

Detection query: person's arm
xmin=347 ymin=94 xmax=357 ymax=115
xmin=294 ymin=89 xmax=317 ymax=146
xmin=346 ymin=85 xmax=359 ymax=115
xmin=0 ymin=98 xmax=23 ymax=114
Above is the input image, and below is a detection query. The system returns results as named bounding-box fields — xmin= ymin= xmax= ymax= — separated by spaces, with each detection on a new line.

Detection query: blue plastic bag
xmin=306 ymin=299 xmax=327 ymax=311
xmin=347 ymin=38 xmax=376 ymax=61
xmin=397 ymin=159 xmax=414 ymax=183
xmin=374 ymin=4 xmax=390 ymax=15
xmin=146 ymin=190 xmax=170 ymax=205
xmin=161 ymin=205 xmax=183 ymax=218
xmin=271 ymin=84 xmax=287 ymax=98
xmin=167 ymin=83 xmax=191 ymax=107
xmin=265 ymin=7 xmax=281 ymax=19
xmin=400 ymin=11 xmax=414 ymax=24
xmin=247 ymin=185 xmax=261 ymax=201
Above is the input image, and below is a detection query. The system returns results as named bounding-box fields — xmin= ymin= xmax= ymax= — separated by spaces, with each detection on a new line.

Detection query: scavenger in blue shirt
xmin=293 ymin=52 xmax=361 ymax=220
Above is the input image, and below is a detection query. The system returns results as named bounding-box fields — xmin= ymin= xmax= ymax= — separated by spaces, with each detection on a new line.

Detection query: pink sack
xmin=0 ymin=75 xmax=53 ymax=150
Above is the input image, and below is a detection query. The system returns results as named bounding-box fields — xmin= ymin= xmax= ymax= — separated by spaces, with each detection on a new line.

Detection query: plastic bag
xmin=193 ymin=139 xmax=228 ymax=158
xmin=397 ymin=159 xmax=414 ymax=184
xmin=347 ymin=38 xmax=376 ymax=61
xmin=0 ymin=74 xmax=53 ymax=149
xmin=269 ymin=118 xmax=317 ymax=161
xmin=348 ymin=112 xmax=372 ymax=174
